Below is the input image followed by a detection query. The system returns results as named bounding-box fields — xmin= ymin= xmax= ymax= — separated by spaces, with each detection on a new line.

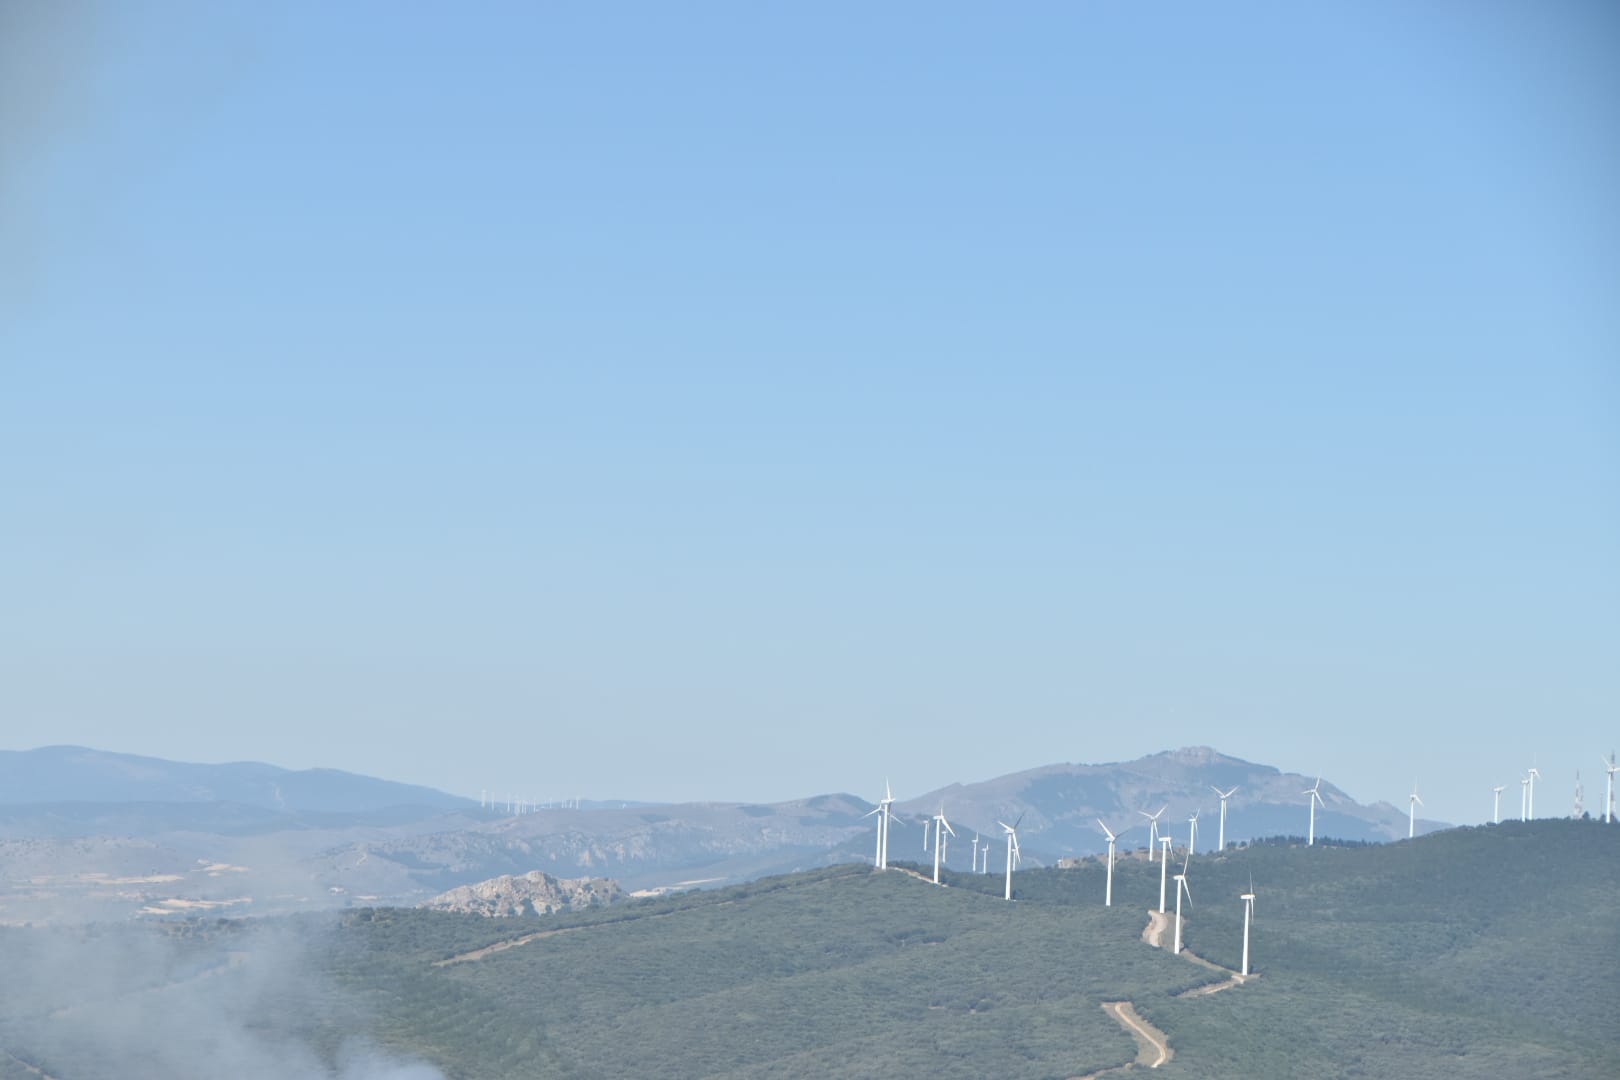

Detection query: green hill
xmin=1 ymin=822 xmax=1614 ymax=1079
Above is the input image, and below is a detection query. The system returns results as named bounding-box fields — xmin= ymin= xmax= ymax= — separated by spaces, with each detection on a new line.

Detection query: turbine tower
xmin=1305 ymin=778 xmax=1325 ymax=846
xmin=1520 ymin=774 xmax=1530 ymax=822
xmin=1240 ymin=882 xmax=1256 ymax=979
xmin=1603 ymin=754 xmax=1618 ymax=824
xmin=971 ymin=833 xmax=981 ymax=872
xmin=1138 ymin=806 xmax=1167 ymax=862
xmin=1407 ymin=786 xmax=1423 ymax=840
xmin=1491 ymin=785 xmax=1504 ymax=825
xmin=1186 ymin=810 xmax=1201 ymax=858
xmin=931 ymin=806 xmax=956 ymax=885
xmin=998 ymin=816 xmax=1023 ymax=901
xmin=1158 ymin=836 xmax=1171 ymax=912
xmin=1212 ymin=786 xmax=1238 ymax=851
xmin=1528 ymin=765 xmax=1542 ymax=819
xmin=1096 ymin=820 xmax=1118 ymax=907
xmin=1172 ymin=852 xmax=1192 ymax=955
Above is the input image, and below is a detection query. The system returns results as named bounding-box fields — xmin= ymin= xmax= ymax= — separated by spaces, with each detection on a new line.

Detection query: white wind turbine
xmin=931 ymin=806 xmax=956 ymax=885
xmin=1602 ymin=754 xmax=1618 ymax=824
xmin=866 ymin=780 xmax=900 ymax=869
xmin=1186 ymin=810 xmax=1201 ymax=858
xmin=971 ymin=833 xmax=981 ymax=872
xmin=1407 ymin=785 xmax=1423 ymax=840
xmin=1520 ymin=775 xmax=1530 ymax=822
xmin=1528 ymin=764 xmax=1542 ymax=819
xmin=998 ymin=815 xmax=1023 ymax=901
xmin=1239 ymin=879 xmax=1256 ymax=979
xmin=1491 ymin=785 xmax=1504 ymax=825
xmin=1158 ymin=836 xmax=1171 ymax=912
xmin=1211 ymin=786 xmax=1238 ymax=851
xmin=1305 ymin=778 xmax=1325 ymax=846
xmin=1171 ymin=851 xmax=1192 ymax=955
xmin=1139 ymin=806 xmax=1168 ymax=862
xmin=1096 ymin=820 xmax=1118 ymax=907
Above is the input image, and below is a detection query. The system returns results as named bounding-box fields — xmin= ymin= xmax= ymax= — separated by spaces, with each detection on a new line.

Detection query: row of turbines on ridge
xmin=869 ymin=753 xmax=1620 ymax=980
xmin=868 ymin=780 xmax=1259 ymax=977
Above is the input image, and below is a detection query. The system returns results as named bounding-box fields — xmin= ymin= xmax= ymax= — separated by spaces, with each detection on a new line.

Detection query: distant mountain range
xmin=0 ymin=745 xmax=473 ymax=814
xmin=0 ymin=744 xmax=1444 ymax=924
xmin=897 ymin=745 xmax=1431 ymax=861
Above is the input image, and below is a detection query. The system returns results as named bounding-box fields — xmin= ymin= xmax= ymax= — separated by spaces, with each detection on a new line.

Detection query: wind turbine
xmin=1158 ymin=836 xmax=1171 ymax=912
xmin=1491 ymin=785 xmax=1504 ymax=825
xmin=1172 ymin=851 xmax=1192 ymax=955
xmin=1240 ymin=878 xmax=1256 ymax=979
xmin=1528 ymin=764 xmax=1542 ymax=819
xmin=1602 ymin=754 xmax=1618 ymax=824
xmin=1097 ymin=820 xmax=1118 ymax=907
xmin=1138 ymin=806 xmax=1167 ymax=862
xmin=1211 ymin=786 xmax=1238 ymax=851
xmin=998 ymin=815 xmax=1023 ymax=901
xmin=1305 ymin=779 xmax=1325 ymax=846
xmin=1186 ymin=810 xmax=1201 ymax=858
xmin=866 ymin=780 xmax=900 ymax=869
xmin=971 ymin=833 xmax=981 ymax=872
xmin=1407 ymin=785 xmax=1423 ymax=840
xmin=931 ymin=807 xmax=956 ymax=885
xmin=1520 ymin=775 xmax=1529 ymax=822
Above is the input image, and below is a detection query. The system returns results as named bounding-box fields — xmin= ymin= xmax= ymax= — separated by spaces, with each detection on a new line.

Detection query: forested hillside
xmin=1 ymin=822 xmax=1614 ymax=1079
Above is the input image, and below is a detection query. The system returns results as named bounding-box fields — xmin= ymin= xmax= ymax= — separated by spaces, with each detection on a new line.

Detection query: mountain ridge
xmin=0 ymin=744 xmax=1452 ymax=924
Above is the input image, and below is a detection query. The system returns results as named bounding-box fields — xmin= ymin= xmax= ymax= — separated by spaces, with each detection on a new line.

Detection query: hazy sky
xmin=3 ymin=2 xmax=1616 ymax=826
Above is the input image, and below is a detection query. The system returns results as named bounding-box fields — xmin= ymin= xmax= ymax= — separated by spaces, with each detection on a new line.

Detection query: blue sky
xmin=3 ymin=1 xmax=1616 ymax=824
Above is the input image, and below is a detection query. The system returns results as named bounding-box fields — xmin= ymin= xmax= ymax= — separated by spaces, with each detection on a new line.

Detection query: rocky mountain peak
xmin=420 ymin=870 xmax=626 ymax=917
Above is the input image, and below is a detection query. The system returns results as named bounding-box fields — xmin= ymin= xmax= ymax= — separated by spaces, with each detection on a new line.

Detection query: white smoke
xmin=0 ymin=918 xmax=446 ymax=1080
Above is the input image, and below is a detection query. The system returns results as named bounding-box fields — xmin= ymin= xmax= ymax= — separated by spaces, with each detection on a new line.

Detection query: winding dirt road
xmin=1089 ymin=906 xmax=1256 ymax=1073
xmin=1101 ymin=1000 xmax=1171 ymax=1068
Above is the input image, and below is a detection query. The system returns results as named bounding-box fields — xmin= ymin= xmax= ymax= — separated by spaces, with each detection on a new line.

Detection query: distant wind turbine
xmin=1528 ymin=765 xmax=1542 ymax=820
xmin=1492 ymin=785 xmax=1504 ymax=825
xmin=1602 ymin=754 xmax=1618 ymax=824
xmin=1097 ymin=820 xmax=1118 ymax=907
xmin=1186 ymin=810 xmax=1201 ymax=858
xmin=1305 ymin=778 xmax=1325 ymax=846
xmin=1211 ymin=786 xmax=1238 ymax=851
xmin=1172 ymin=851 xmax=1192 ymax=955
xmin=971 ymin=833 xmax=981 ymax=872
xmin=1158 ymin=836 xmax=1171 ymax=913
xmin=866 ymin=780 xmax=900 ymax=869
xmin=1407 ymin=785 xmax=1423 ymax=840
xmin=1240 ymin=878 xmax=1256 ymax=979
xmin=1139 ymin=806 xmax=1167 ymax=862
xmin=998 ymin=815 xmax=1023 ymax=901
xmin=931 ymin=806 xmax=956 ymax=885
xmin=1520 ymin=775 xmax=1529 ymax=822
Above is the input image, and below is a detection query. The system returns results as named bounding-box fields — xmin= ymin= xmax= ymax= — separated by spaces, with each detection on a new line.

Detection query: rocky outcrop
xmin=420 ymin=870 xmax=625 ymax=917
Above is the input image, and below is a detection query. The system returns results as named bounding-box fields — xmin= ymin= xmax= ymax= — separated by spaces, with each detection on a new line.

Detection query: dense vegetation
xmin=0 ymin=822 xmax=1614 ymax=1078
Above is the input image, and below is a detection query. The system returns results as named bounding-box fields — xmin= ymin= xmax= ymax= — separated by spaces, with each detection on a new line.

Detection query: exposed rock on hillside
xmin=420 ymin=870 xmax=625 ymax=917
